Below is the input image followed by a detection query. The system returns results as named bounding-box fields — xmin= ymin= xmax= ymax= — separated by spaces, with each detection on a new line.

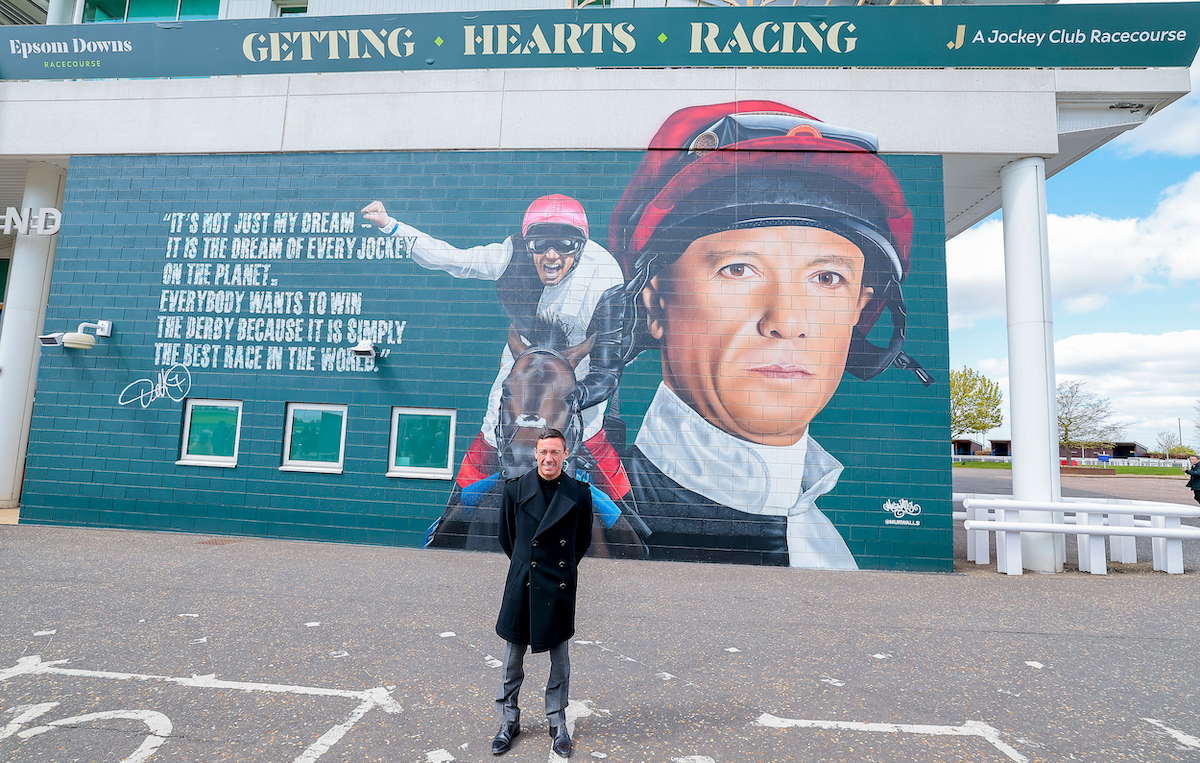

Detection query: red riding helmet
xmin=523 ymin=194 xmax=589 ymax=239
xmin=609 ymin=100 xmax=932 ymax=386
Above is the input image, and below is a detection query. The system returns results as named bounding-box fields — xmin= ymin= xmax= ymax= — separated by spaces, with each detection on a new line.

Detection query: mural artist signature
xmin=883 ymin=498 xmax=922 ymax=518
xmin=118 ymin=364 xmax=192 ymax=409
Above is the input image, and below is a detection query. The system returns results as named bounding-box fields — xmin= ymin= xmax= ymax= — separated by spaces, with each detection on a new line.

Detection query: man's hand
xmin=361 ymin=200 xmax=395 ymax=230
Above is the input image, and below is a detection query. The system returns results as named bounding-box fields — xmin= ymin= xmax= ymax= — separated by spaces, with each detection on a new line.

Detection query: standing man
xmin=1185 ymin=454 xmax=1200 ymax=505
xmin=492 ymin=428 xmax=593 ymax=757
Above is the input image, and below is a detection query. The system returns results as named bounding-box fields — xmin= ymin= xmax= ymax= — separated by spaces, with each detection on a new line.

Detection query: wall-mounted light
xmin=350 ymin=339 xmax=376 ymax=359
xmin=37 ymin=332 xmax=65 ymax=347
xmin=58 ymin=320 xmax=113 ymax=350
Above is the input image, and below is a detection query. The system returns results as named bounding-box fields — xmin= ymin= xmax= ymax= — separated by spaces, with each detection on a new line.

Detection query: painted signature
xmin=118 ymin=364 xmax=192 ymax=409
xmin=883 ymin=498 xmax=923 ymax=518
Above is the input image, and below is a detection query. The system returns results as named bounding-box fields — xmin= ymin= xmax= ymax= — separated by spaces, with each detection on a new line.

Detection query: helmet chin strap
xmin=846 ymin=282 xmax=934 ymax=387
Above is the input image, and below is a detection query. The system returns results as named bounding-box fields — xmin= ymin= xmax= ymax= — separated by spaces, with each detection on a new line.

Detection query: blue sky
xmin=947 ymin=42 xmax=1200 ymax=451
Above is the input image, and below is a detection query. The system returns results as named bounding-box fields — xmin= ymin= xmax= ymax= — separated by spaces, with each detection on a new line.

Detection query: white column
xmin=0 ymin=163 xmax=65 ymax=510
xmin=1000 ymin=157 xmax=1063 ymax=574
xmin=45 ymin=0 xmax=76 ymax=25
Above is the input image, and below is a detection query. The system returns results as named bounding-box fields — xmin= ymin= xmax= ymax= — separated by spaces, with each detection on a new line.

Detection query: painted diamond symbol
xmin=658 ymin=32 xmax=668 ymax=43
xmin=435 ymin=36 xmax=444 ymax=46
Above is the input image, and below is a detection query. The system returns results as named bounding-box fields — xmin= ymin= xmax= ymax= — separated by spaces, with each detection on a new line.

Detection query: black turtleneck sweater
xmin=538 ymin=472 xmax=562 ymax=508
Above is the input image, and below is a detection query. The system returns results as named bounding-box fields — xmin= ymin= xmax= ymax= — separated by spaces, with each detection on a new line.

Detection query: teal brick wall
xmin=20 ymin=150 xmax=951 ymax=571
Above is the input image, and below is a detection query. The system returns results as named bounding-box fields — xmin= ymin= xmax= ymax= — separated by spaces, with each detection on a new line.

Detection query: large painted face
xmin=535 ymin=436 xmax=568 ymax=480
xmin=643 ymin=226 xmax=874 ymax=447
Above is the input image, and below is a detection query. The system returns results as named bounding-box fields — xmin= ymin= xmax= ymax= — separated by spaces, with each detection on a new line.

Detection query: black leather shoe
xmin=491 ymin=721 xmax=520 ymax=755
xmin=549 ymin=725 xmax=573 ymax=757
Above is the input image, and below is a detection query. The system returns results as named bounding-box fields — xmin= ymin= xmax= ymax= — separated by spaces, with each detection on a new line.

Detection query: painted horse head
xmin=496 ymin=321 xmax=594 ymax=479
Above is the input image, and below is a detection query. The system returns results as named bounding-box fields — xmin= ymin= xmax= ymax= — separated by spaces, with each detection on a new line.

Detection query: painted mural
xmin=376 ymin=101 xmax=935 ymax=570
xmin=22 ymin=100 xmax=951 ymax=571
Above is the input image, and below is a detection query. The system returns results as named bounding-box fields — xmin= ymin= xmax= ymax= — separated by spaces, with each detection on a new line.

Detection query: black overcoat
xmin=495 ymin=469 xmax=593 ymax=652
xmin=1186 ymin=460 xmax=1200 ymax=490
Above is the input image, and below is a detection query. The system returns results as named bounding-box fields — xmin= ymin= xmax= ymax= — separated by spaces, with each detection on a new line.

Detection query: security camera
xmin=63 ymin=332 xmax=96 ymax=350
xmin=38 ymin=333 xmax=65 ymax=347
xmin=351 ymin=339 xmax=376 ymax=359
xmin=54 ymin=320 xmax=113 ymax=350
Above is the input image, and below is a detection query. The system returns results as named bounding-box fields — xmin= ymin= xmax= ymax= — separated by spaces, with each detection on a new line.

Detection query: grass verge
xmin=953 ymin=462 xmax=1184 ymax=476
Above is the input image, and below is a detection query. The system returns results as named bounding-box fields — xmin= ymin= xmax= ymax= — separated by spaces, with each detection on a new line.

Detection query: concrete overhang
xmin=0 ymin=64 xmax=1191 ymax=239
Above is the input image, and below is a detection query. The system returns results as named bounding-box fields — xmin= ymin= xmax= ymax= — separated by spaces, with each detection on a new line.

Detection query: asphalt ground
xmin=1 ymin=472 xmax=1198 ymax=763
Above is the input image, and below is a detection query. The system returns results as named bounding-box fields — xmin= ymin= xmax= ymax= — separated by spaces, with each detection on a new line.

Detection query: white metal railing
xmin=953 ymin=493 xmax=1200 ymax=576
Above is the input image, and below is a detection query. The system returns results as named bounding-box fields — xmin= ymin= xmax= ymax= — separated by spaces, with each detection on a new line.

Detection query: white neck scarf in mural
xmin=635 ymin=383 xmax=857 ymax=570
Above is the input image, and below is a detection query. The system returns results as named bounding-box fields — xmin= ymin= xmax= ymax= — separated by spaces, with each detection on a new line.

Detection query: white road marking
xmin=724 ymin=647 xmax=741 ymax=653
xmin=672 ymin=757 xmax=715 ymax=763
xmin=1144 ymin=718 xmax=1200 ymax=749
xmin=590 ymin=753 xmax=608 ymax=759
xmin=439 ymin=632 xmax=456 ymax=638
xmin=755 ymin=714 xmax=1028 ymax=763
xmin=177 ymin=614 xmax=198 ymax=618
xmin=424 ymin=750 xmax=455 ymax=762
xmin=820 ymin=677 xmax=845 ymax=687
xmin=33 ymin=630 xmax=56 ymax=636
xmin=0 ymin=703 xmax=60 ymax=741
xmin=573 ymin=640 xmax=594 ymax=645
xmin=1024 ymin=661 xmax=1044 ymax=670
xmin=655 ymin=672 xmax=675 ymax=680
xmin=328 ymin=651 xmax=349 ymax=659
xmin=872 ymin=653 xmax=891 ymax=660
xmin=484 ymin=656 xmax=502 ymax=668
xmin=305 ymin=622 xmax=320 ymax=627
xmin=1 ymin=656 xmax=401 ymax=763
xmin=190 ymin=638 xmax=207 ymax=644
xmin=19 ymin=709 xmax=172 ymax=763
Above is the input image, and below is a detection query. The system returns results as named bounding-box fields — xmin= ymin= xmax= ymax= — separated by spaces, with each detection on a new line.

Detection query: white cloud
xmin=1063 ymin=294 xmax=1108 ymax=314
xmin=945 ymin=218 xmax=1005 ymax=329
xmin=972 ymin=330 xmax=1200 ymax=447
xmin=947 ymin=171 xmax=1200 ymax=328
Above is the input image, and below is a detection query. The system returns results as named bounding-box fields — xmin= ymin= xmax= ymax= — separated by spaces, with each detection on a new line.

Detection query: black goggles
xmin=528 ymin=237 xmax=584 ymax=256
xmin=687 ymin=113 xmax=879 ymax=154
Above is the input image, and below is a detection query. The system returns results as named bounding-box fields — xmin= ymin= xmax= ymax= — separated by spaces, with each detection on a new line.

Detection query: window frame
xmin=272 ymin=0 xmax=307 ymax=15
xmin=177 ymin=398 xmax=243 ymax=468
xmin=280 ymin=402 xmax=349 ymax=475
xmin=387 ymin=406 xmax=457 ymax=480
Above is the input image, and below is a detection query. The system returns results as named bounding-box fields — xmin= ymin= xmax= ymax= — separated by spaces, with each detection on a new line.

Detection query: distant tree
xmin=950 ymin=367 xmax=1003 ymax=438
xmin=1056 ymin=379 xmax=1125 ymax=451
xmin=1153 ymin=431 xmax=1196 ymax=459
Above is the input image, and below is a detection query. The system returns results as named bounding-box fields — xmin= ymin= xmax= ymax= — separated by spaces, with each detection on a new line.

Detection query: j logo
xmin=947 ymin=25 xmax=965 ymax=50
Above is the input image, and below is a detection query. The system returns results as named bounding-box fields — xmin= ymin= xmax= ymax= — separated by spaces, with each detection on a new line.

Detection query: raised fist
xmin=361 ymin=200 xmax=394 ymax=230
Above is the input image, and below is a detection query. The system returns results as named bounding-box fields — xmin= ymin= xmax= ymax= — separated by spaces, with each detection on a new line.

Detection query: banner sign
xmin=3 ymin=3 xmax=1200 ymax=81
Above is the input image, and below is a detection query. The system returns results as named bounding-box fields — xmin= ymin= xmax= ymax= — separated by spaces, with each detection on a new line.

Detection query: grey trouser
xmin=496 ymin=640 xmax=570 ymax=727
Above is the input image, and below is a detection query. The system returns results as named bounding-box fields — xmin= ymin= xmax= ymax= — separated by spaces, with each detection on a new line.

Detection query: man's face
xmin=535 ymin=436 xmax=568 ymax=480
xmin=643 ymin=226 xmax=874 ymax=447
xmin=527 ymin=227 xmax=583 ymax=287
xmin=532 ymin=247 xmax=577 ymax=286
